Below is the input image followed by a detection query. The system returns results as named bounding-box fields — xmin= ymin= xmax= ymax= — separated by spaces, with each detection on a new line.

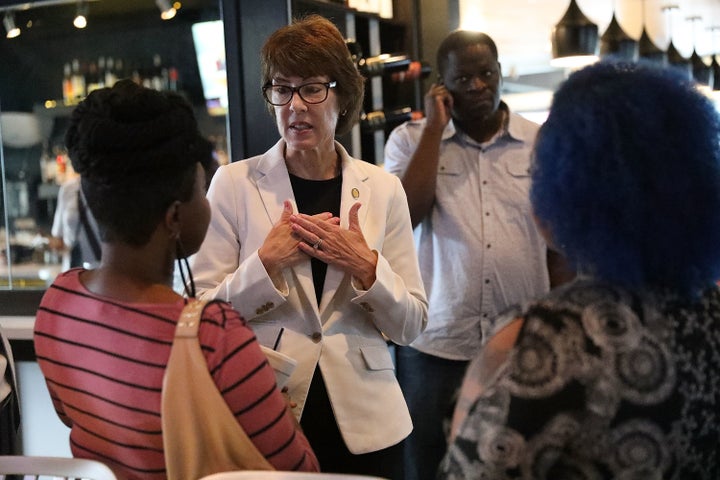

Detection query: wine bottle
xmin=390 ymin=61 xmax=432 ymax=83
xmin=168 ymin=67 xmax=179 ymax=92
xmin=115 ymin=58 xmax=125 ymax=82
xmin=104 ymin=57 xmax=118 ymax=88
xmin=346 ymin=40 xmax=412 ymax=77
xmin=150 ymin=54 xmax=168 ymax=91
xmin=85 ymin=60 xmax=103 ymax=94
xmin=62 ymin=63 xmax=74 ymax=105
xmin=361 ymin=107 xmax=423 ymax=133
xmin=360 ymin=53 xmax=412 ymax=77
xmin=71 ymin=59 xmax=86 ymax=101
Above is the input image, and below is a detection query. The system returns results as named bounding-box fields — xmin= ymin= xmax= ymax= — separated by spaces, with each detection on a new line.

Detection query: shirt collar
xmin=444 ymin=101 xmax=523 ymax=148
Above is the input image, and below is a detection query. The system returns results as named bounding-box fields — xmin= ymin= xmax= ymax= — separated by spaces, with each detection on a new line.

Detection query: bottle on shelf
xmin=346 ymin=40 xmax=412 ymax=77
xmin=390 ymin=61 xmax=432 ymax=83
xmin=115 ymin=58 xmax=125 ymax=82
xmin=71 ymin=58 xmax=86 ymax=101
xmin=150 ymin=54 xmax=168 ymax=91
xmin=360 ymin=107 xmax=423 ymax=133
xmin=104 ymin=57 xmax=118 ymax=87
xmin=168 ymin=66 xmax=179 ymax=92
xmin=85 ymin=60 xmax=104 ymax=94
xmin=62 ymin=63 xmax=74 ymax=105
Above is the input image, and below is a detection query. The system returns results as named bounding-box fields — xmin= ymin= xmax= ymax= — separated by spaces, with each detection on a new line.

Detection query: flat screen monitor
xmin=191 ymin=20 xmax=228 ymax=116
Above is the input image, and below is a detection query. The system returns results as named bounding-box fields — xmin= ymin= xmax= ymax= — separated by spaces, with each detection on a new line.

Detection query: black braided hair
xmin=65 ymin=79 xmax=213 ymax=246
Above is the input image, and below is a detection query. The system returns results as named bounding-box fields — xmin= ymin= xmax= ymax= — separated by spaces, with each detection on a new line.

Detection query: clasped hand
xmin=258 ymin=200 xmax=378 ymax=290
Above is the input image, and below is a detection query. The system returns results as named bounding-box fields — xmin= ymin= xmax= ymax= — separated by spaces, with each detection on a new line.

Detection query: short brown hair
xmin=261 ymin=14 xmax=365 ymax=136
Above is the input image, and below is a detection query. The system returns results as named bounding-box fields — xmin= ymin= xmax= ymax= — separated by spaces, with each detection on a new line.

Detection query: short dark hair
xmin=260 ymin=14 xmax=365 ymax=136
xmin=436 ymin=30 xmax=499 ymax=77
xmin=65 ymin=79 xmax=213 ymax=246
xmin=532 ymin=61 xmax=720 ymax=295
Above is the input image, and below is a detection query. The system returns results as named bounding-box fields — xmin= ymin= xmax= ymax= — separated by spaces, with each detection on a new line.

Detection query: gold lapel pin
xmin=351 ymin=188 xmax=360 ymax=199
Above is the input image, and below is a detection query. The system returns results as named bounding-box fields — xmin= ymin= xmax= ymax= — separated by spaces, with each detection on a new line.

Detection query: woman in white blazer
xmin=190 ymin=15 xmax=427 ymax=479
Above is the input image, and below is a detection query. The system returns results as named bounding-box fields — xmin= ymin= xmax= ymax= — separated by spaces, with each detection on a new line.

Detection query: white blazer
xmin=191 ymin=140 xmax=428 ymax=454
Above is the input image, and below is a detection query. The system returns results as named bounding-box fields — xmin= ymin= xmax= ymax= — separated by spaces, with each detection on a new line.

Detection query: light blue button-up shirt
xmin=384 ymin=105 xmax=549 ymax=360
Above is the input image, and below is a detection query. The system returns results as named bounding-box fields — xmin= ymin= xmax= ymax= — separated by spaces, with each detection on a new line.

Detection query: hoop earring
xmin=175 ymin=238 xmax=196 ymax=298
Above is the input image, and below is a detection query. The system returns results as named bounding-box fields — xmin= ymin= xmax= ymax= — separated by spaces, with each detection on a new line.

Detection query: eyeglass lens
xmin=265 ymin=83 xmax=332 ymax=105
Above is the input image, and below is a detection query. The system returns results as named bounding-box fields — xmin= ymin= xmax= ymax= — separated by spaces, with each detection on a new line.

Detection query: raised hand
xmin=290 ymin=202 xmax=378 ymax=289
xmin=258 ymin=200 xmax=336 ymax=280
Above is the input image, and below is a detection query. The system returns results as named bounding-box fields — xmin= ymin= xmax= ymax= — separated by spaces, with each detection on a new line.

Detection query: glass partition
xmin=0 ymin=0 xmax=228 ymax=290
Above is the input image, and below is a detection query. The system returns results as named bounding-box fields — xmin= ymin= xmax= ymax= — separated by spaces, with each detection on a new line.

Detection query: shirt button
xmin=311 ymin=332 xmax=322 ymax=342
xmin=485 ymin=279 xmax=490 ymax=284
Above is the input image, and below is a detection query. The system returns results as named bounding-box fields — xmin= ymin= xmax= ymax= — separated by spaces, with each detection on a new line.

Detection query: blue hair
xmin=531 ymin=61 xmax=720 ymax=295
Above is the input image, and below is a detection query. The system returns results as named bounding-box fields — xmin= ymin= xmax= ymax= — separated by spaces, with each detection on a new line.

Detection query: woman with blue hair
xmin=437 ymin=61 xmax=720 ymax=480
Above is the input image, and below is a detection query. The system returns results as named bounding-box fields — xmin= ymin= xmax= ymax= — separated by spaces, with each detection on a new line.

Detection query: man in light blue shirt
xmin=384 ymin=30 xmax=573 ymax=480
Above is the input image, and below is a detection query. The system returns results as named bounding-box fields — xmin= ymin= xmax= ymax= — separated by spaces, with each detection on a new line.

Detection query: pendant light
xmin=156 ymin=0 xmax=177 ymax=20
xmin=667 ymin=40 xmax=691 ymax=78
xmin=710 ymin=27 xmax=720 ymax=92
xmin=663 ymin=5 xmax=692 ymax=80
xmin=550 ymin=0 xmax=599 ymax=68
xmin=638 ymin=0 xmax=666 ymax=64
xmin=3 ymin=11 xmax=20 ymax=39
xmin=600 ymin=11 xmax=638 ymax=60
xmin=73 ymin=0 xmax=88 ymax=29
xmin=687 ymin=16 xmax=713 ymax=88
xmin=711 ymin=55 xmax=720 ymax=91
xmin=638 ymin=0 xmax=667 ymax=65
xmin=639 ymin=29 xmax=667 ymax=63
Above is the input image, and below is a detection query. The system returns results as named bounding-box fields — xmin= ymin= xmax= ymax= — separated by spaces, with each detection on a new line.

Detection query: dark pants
xmin=395 ymin=346 xmax=469 ymax=480
xmin=300 ymin=368 xmax=404 ymax=480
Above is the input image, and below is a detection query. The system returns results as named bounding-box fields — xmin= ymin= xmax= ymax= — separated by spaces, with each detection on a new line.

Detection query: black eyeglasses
xmin=262 ymin=81 xmax=337 ymax=106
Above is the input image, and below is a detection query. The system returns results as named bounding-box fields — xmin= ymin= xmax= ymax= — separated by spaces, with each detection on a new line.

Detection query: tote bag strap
xmin=162 ymin=299 xmax=273 ymax=480
xmin=77 ymin=189 xmax=101 ymax=262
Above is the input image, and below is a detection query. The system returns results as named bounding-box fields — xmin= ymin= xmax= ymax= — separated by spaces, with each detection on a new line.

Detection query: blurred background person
xmin=384 ymin=30 xmax=573 ymax=480
xmin=191 ymin=15 xmax=427 ymax=479
xmin=49 ymin=173 xmax=101 ymax=271
xmin=439 ymin=61 xmax=720 ymax=480
xmin=34 ymin=80 xmax=318 ymax=479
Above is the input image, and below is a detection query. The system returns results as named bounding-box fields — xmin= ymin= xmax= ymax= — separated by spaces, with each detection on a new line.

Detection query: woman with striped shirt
xmin=33 ymin=80 xmax=319 ymax=479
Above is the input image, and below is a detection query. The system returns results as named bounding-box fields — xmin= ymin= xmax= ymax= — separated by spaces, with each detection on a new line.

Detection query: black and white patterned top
xmin=438 ymin=278 xmax=720 ymax=480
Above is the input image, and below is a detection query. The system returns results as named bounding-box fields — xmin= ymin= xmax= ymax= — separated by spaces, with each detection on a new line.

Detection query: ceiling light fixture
xmin=156 ymin=0 xmax=176 ymax=20
xmin=662 ymin=5 xmax=692 ymax=80
xmin=638 ymin=0 xmax=666 ymax=63
xmin=600 ymin=11 xmax=638 ymax=61
xmin=710 ymin=26 xmax=720 ymax=92
xmin=3 ymin=11 xmax=20 ymax=39
xmin=687 ymin=16 xmax=712 ymax=88
xmin=550 ymin=0 xmax=599 ymax=69
xmin=73 ymin=0 xmax=87 ymax=29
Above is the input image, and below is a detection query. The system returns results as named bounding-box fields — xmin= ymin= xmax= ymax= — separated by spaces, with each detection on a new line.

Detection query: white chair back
xmin=200 ymin=472 xmax=389 ymax=480
xmin=0 ymin=455 xmax=117 ymax=480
